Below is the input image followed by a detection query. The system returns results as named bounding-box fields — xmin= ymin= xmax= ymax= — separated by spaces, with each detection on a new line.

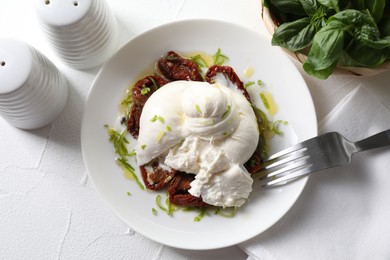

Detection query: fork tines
xmin=255 ymin=143 xmax=313 ymax=187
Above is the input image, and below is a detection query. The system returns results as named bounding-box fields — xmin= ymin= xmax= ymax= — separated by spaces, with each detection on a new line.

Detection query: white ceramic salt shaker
xmin=34 ymin=0 xmax=119 ymax=70
xmin=0 ymin=38 xmax=68 ymax=129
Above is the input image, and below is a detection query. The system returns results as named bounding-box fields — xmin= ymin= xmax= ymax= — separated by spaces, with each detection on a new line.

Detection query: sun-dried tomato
xmin=168 ymin=172 xmax=209 ymax=207
xmin=127 ymin=75 xmax=168 ymax=138
xmin=158 ymin=51 xmax=204 ymax=82
xmin=244 ymin=152 xmax=263 ymax=174
xmin=205 ymin=65 xmax=251 ymax=102
xmin=140 ymin=159 xmax=176 ymax=190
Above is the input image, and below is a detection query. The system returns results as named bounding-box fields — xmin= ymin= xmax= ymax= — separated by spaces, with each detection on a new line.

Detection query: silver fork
xmin=256 ymin=129 xmax=390 ymax=187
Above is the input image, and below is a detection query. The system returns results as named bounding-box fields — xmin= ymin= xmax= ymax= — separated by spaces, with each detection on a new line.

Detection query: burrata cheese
xmin=136 ymin=80 xmax=259 ymax=207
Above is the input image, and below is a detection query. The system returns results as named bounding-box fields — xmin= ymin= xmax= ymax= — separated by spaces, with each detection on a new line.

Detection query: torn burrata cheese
xmin=136 ymin=80 xmax=259 ymax=208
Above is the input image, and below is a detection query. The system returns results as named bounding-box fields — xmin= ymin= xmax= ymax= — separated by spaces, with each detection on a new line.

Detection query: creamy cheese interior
xmin=136 ymin=80 xmax=259 ymax=208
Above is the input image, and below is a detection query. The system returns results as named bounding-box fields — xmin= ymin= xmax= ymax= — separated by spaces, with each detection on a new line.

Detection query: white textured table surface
xmin=1 ymin=1 xmax=390 ymax=259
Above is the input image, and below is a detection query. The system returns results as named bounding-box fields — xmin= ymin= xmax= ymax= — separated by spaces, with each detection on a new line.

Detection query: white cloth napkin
xmin=240 ymin=85 xmax=390 ymax=260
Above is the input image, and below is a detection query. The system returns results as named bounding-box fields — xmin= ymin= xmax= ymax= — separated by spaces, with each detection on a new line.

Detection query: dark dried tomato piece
xmin=127 ymin=75 xmax=169 ymax=138
xmin=168 ymin=172 xmax=209 ymax=207
xmin=140 ymin=159 xmax=176 ymax=190
xmin=157 ymin=51 xmax=204 ymax=82
xmin=205 ymin=65 xmax=251 ymax=102
xmin=244 ymin=152 xmax=263 ymax=174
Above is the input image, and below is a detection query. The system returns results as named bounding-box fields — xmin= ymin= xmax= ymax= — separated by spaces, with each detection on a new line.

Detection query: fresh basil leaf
xmin=303 ymin=19 xmax=347 ymax=79
xmin=379 ymin=16 xmax=390 ymax=36
xmin=311 ymin=5 xmax=329 ymax=27
xmin=331 ymin=9 xmax=373 ymax=27
xmin=341 ymin=39 xmax=390 ymax=67
xmin=351 ymin=0 xmax=386 ymax=23
xmin=317 ymin=0 xmax=341 ymax=12
xmin=303 ymin=62 xmax=336 ymax=79
xmin=266 ymin=0 xmax=306 ymax=16
xmin=299 ymin=0 xmax=319 ymax=17
xmin=372 ymin=0 xmax=385 ymax=22
xmin=359 ymin=25 xmax=390 ymax=49
xmin=333 ymin=9 xmax=390 ymax=49
xmin=272 ymin=17 xmax=318 ymax=51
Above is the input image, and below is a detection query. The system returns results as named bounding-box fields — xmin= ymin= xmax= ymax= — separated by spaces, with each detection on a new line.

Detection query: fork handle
xmin=355 ymin=129 xmax=390 ymax=152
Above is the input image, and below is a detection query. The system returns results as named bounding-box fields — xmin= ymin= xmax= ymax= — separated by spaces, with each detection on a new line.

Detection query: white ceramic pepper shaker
xmin=34 ymin=0 xmax=119 ymax=70
xmin=0 ymin=38 xmax=68 ymax=130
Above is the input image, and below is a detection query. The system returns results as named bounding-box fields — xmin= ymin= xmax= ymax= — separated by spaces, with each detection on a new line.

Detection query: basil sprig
xmin=267 ymin=0 xmax=390 ymax=79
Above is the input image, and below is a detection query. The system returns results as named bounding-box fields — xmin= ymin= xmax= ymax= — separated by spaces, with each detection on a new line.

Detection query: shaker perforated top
xmin=34 ymin=0 xmax=93 ymax=27
xmin=0 ymin=38 xmax=33 ymax=94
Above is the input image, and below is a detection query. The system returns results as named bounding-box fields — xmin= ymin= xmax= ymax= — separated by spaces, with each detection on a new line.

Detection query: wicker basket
xmin=261 ymin=3 xmax=390 ymax=77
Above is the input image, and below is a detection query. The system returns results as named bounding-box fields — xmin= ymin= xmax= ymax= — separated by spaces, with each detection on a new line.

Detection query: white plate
xmin=81 ymin=19 xmax=317 ymax=250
